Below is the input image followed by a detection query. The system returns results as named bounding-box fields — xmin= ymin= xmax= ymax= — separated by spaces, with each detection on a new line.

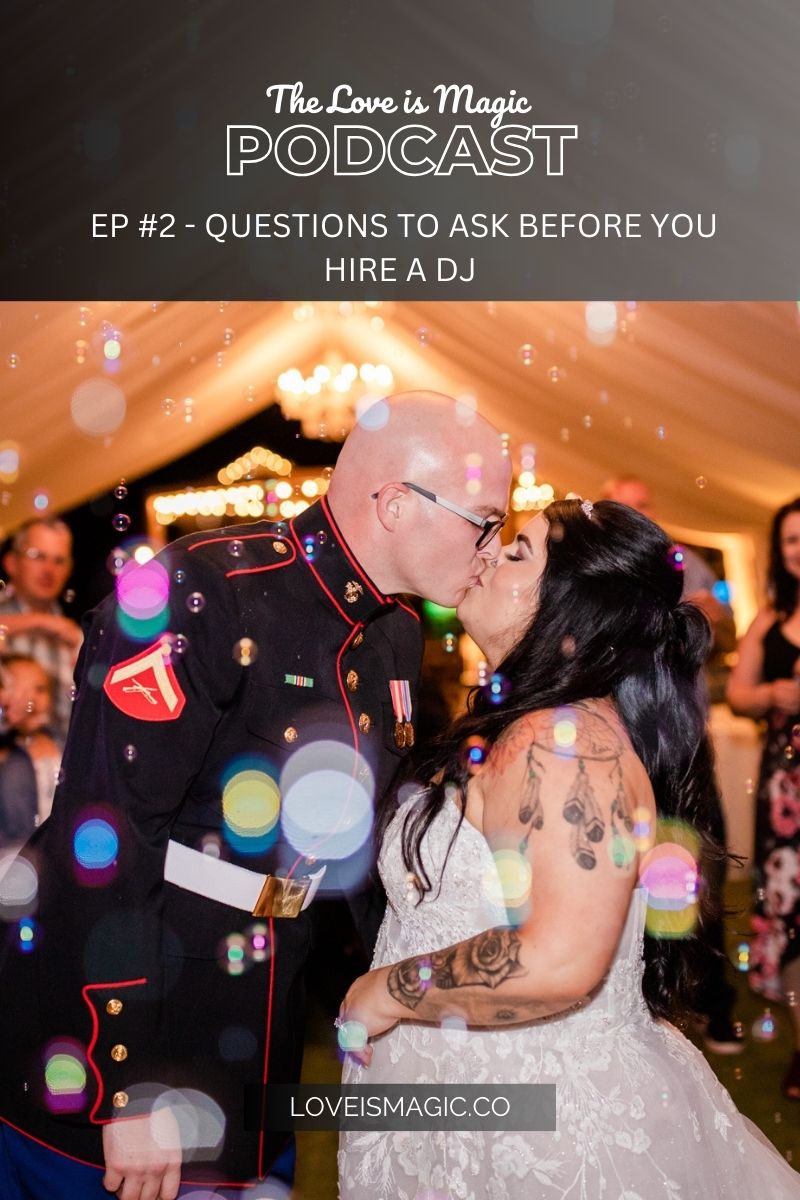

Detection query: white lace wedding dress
xmin=339 ymin=797 xmax=800 ymax=1199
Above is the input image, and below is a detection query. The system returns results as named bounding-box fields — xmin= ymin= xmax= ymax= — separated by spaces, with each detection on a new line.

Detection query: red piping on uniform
xmin=225 ymin=543 xmax=297 ymax=578
xmin=80 ymin=978 xmax=147 ymax=1124
xmin=256 ymin=916 xmax=277 ymax=1181
xmin=393 ymin=597 xmax=421 ymax=621
xmin=288 ymin=519 xmax=354 ymax=625
xmin=321 ymin=496 xmax=388 ymax=604
xmin=0 ymin=1117 xmax=256 ymax=1187
xmin=187 ymin=533 xmax=284 ymax=553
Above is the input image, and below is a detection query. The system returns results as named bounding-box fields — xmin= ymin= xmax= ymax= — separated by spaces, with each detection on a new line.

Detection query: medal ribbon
xmin=388 ymin=679 xmax=412 ymax=723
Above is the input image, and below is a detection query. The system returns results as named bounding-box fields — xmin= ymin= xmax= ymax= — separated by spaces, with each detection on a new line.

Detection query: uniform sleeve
xmin=35 ymin=544 xmax=243 ymax=1122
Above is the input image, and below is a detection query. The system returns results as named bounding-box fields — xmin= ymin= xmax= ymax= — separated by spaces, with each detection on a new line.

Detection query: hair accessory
xmin=580 ymin=499 xmax=594 ymax=519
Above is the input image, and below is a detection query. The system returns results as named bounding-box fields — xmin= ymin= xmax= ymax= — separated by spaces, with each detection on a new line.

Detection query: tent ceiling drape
xmin=2 ymin=301 xmax=800 ymax=539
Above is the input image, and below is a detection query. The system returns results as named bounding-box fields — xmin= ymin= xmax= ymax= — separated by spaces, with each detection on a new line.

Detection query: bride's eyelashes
xmin=504 ymin=552 xmax=523 ymax=562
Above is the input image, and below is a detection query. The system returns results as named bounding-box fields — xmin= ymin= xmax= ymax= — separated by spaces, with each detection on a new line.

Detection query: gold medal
xmin=394 ymin=720 xmax=407 ymax=749
xmin=403 ymin=721 xmax=415 ymax=748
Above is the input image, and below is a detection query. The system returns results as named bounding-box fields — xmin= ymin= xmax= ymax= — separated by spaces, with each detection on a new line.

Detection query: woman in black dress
xmin=728 ymin=496 xmax=800 ymax=1097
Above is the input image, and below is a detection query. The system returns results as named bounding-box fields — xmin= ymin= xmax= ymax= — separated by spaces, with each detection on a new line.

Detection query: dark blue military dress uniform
xmin=0 ymin=497 xmax=423 ymax=1186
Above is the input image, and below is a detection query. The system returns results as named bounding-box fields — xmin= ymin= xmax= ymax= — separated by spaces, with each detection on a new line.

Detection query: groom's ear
xmin=373 ymin=483 xmax=408 ymax=532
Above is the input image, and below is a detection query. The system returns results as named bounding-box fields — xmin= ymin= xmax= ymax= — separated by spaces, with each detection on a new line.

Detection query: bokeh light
xmin=461 ymin=737 xmax=488 ymax=774
xmin=70 ymin=378 xmax=126 ymax=436
xmin=752 ymin=1009 xmax=777 ymax=1042
xmin=491 ymin=849 xmax=532 ymax=910
xmin=280 ymin=740 xmax=374 ymax=874
xmin=152 ymin=1088 xmax=226 ymax=1157
xmin=116 ymin=558 xmax=169 ymax=621
xmin=73 ymin=815 xmax=119 ymax=886
xmin=233 ymin=637 xmax=258 ymax=666
xmin=44 ymin=1042 xmax=88 ymax=1114
xmin=337 ymin=1020 xmax=368 ymax=1053
xmin=639 ymin=824 xmax=699 ymax=939
xmin=222 ymin=764 xmax=281 ymax=855
xmin=0 ymin=852 xmax=39 ymax=920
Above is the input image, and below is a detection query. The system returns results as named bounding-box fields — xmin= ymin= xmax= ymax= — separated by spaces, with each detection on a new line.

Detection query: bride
xmin=337 ymin=498 xmax=800 ymax=1199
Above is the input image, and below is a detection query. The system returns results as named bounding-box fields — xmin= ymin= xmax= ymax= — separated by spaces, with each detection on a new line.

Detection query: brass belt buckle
xmin=252 ymin=874 xmax=310 ymax=918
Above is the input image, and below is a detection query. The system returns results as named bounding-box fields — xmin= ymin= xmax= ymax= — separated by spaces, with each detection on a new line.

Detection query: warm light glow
xmin=276 ymin=351 xmax=394 ymax=440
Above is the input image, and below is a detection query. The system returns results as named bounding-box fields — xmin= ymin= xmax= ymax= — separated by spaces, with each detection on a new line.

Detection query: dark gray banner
xmin=257 ymin=1084 xmax=557 ymax=1131
xmin=2 ymin=0 xmax=800 ymax=297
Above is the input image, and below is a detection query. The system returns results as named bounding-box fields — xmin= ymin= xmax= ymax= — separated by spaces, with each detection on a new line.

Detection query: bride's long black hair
xmin=383 ymin=499 xmax=726 ymax=1021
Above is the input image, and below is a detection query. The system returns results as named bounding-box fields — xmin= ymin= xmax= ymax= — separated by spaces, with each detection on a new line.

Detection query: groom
xmin=0 ymin=391 xmax=511 ymax=1198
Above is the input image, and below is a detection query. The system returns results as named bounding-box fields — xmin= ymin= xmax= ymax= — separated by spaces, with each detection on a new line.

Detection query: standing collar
xmin=289 ymin=496 xmax=393 ymax=625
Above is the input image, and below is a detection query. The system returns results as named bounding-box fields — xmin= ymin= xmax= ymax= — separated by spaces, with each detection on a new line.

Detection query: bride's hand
xmin=338 ymin=965 xmax=406 ymax=1066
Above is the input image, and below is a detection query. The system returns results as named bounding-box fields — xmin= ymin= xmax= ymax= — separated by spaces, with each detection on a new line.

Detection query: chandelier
xmin=276 ymin=352 xmax=394 ymax=440
xmin=510 ymin=444 xmax=556 ymax=511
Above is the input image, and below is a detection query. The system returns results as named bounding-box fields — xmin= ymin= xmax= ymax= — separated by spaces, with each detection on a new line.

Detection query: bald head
xmin=330 ymin=391 xmax=501 ymax=498
xmin=327 ymin=391 xmax=512 ymax=606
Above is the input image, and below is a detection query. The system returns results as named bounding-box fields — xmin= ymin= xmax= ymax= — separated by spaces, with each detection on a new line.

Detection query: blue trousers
xmin=0 ymin=1123 xmax=294 ymax=1200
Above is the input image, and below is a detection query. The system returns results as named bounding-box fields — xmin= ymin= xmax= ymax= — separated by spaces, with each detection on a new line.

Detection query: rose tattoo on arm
xmin=387 ymin=928 xmax=527 ymax=1012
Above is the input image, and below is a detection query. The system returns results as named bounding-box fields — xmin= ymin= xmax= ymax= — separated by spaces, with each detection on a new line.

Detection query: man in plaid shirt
xmin=0 ymin=517 xmax=81 ymax=746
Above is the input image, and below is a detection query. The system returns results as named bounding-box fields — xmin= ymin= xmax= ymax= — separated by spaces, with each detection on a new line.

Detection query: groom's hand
xmin=102 ymin=1107 xmax=182 ymax=1200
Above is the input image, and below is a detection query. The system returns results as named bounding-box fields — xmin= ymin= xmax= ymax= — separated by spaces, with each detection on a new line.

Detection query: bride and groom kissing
xmin=1 ymin=393 xmax=797 ymax=1199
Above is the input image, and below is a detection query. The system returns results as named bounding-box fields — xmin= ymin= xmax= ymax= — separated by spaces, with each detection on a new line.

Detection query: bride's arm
xmin=341 ymin=704 xmax=644 ymax=1034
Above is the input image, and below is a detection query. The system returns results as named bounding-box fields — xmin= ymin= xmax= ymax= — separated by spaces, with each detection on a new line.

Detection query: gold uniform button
xmin=273 ymin=541 xmax=288 ymax=555
xmin=352 ymin=632 xmax=364 ymax=648
xmin=106 ymin=999 xmax=123 ymax=1016
xmin=346 ymin=670 xmax=359 ymax=692
xmin=110 ymin=1044 xmax=128 ymax=1062
xmin=112 ymin=1091 xmax=129 ymax=1109
xmin=358 ymin=712 xmax=371 ymax=733
xmin=284 ymin=726 xmax=298 ymax=743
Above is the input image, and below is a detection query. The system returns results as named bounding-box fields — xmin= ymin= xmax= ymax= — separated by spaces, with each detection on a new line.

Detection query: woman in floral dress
xmin=728 ymin=496 xmax=800 ymax=1098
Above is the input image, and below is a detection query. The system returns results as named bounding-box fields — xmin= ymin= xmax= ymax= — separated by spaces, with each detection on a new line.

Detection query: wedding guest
xmin=0 ymin=518 xmax=81 ymax=745
xmin=0 ymin=656 xmax=61 ymax=846
xmin=727 ymin=496 xmax=800 ymax=1098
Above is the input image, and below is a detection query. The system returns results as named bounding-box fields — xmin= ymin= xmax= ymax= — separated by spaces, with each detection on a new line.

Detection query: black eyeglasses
xmin=370 ymin=481 xmax=508 ymax=551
